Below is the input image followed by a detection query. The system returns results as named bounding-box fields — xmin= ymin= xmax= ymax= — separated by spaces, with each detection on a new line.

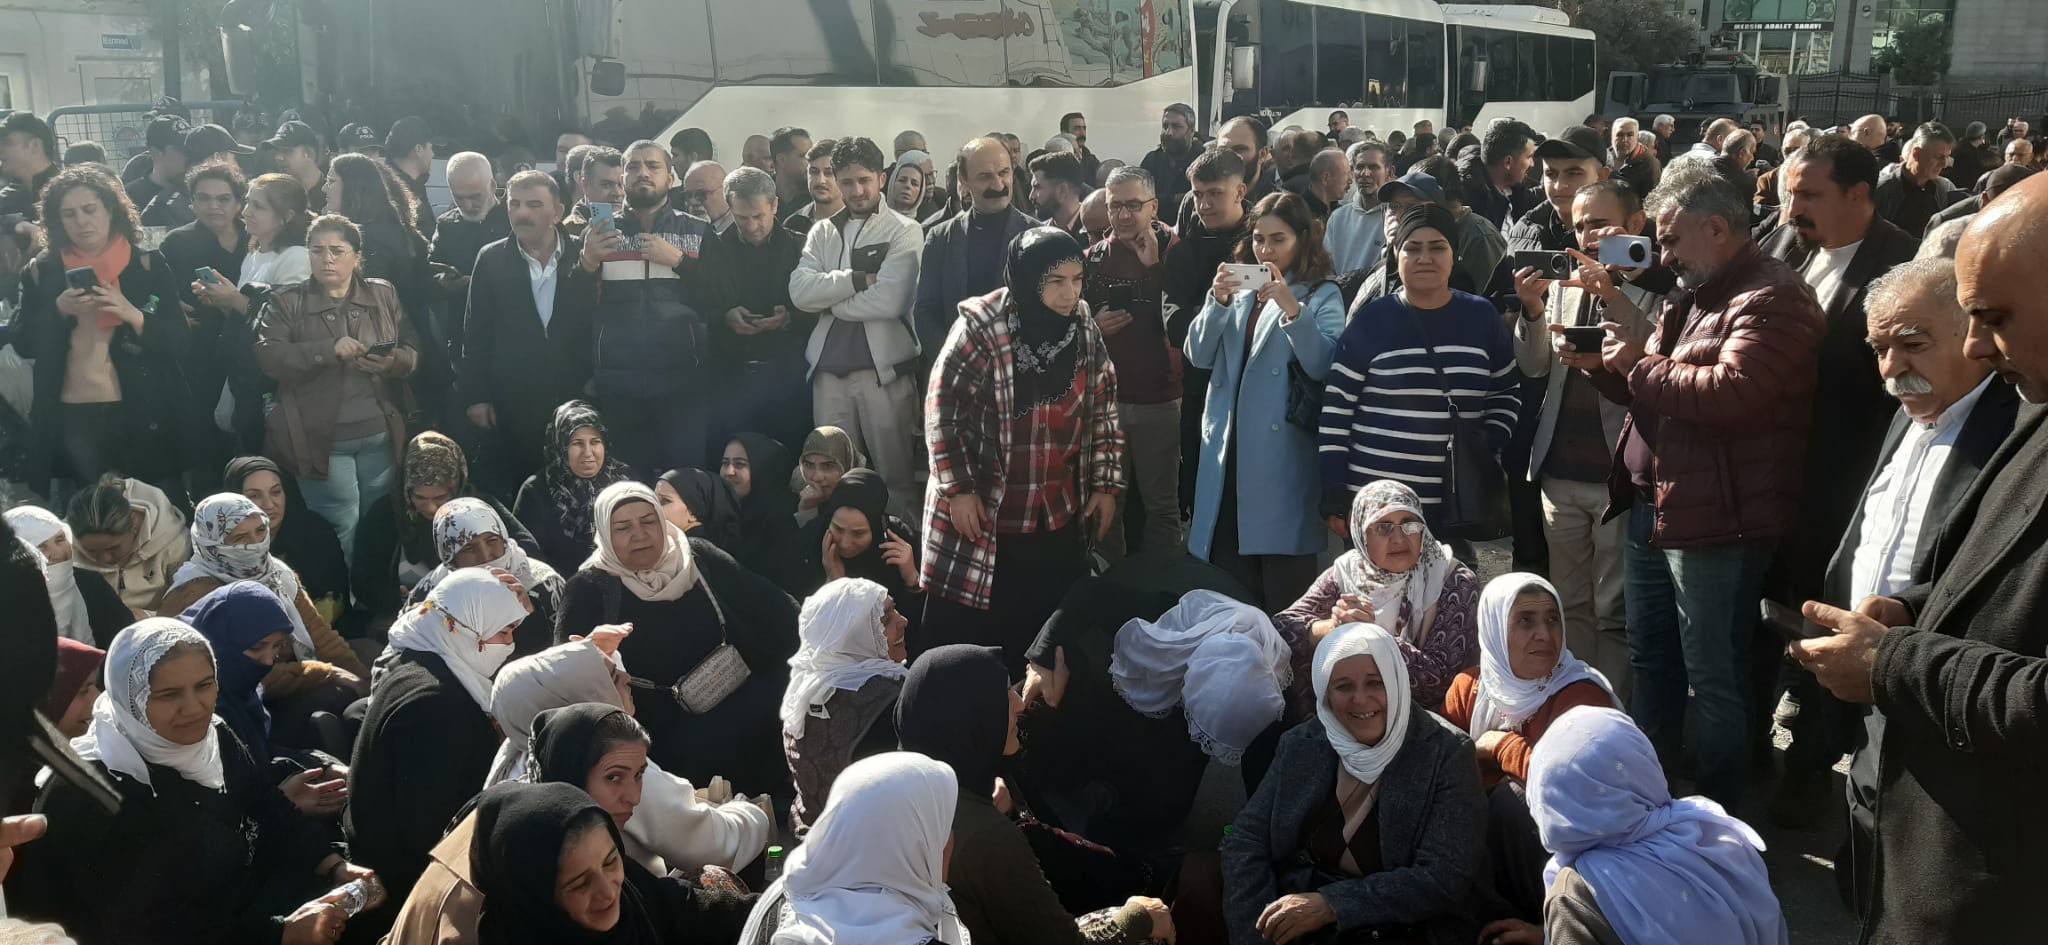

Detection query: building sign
xmin=1729 ymin=21 xmax=1832 ymax=31
xmin=100 ymin=33 xmax=141 ymax=50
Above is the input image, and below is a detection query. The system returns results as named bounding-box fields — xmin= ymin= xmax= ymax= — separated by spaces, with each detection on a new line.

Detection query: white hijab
xmin=1110 ymin=589 xmax=1292 ymax=765
xmin=484 ymin=638 xmax=627 ymax=786
xmin=6 ymin=506 xmax=93 ymax=643
xmin=382 ymin=568 xmax=528 ymax=711
xmin=173 ymin=494 xmax=316 ymax=659
xmin=416 ymin=497 xmax=564 ymax=605
xmin=1312 ymin=622 xmax=1413 ymax=784
xmin=584 ymin=482 xmax=698 ymax=602
xmin=71 ymin=618 xmax=225 ymax=793
xmin=783 ymin=578 xmax=908 ymax=739
xmin=1332 ymin=481 xmax=1455 ymax=645
xmin=742 ymin=752 xmax=967 ymax=945
xmin=1468 ymin=573 xmax=1617 ymax=739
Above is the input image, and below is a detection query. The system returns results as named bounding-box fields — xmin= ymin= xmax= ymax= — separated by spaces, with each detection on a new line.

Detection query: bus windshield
xmin=1648 ymin=72 xmax=1745 ymax=106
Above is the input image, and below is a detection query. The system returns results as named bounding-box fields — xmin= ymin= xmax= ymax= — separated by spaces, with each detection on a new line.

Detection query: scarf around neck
xmin=1003 ymin=226 xmax=1088 ymax=413
xmin=585 ymin=482 xmax=698 ymax=602
xmin=545 ymin=401 xmax=634 ymax=554
xmin=60 ymin=234 xmax=134 ymax=296
xmin=485 ymin=639 xmax=626 ymax=786
xmin=418 ymin=496 xmax=563 ymax=607
xmin=1312 ymin=622 xmax=1413 ymax=785
xmin=176 ymin=493 xmax=315 ymax=658
xmin=783 ymin=578 xmax=906 ymax=739
xmin=6 ymin=506 xmax=93 ymax=643
xmin=1468 ymin=573 xmax=1616 ymax=739
xmin=383 ymin=568 xmax=528 ymax=711
xmin=1333 ymin=480 xmax=1455 ymax=645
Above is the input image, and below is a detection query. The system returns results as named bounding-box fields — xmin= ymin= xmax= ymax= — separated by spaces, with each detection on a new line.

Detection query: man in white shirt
xmin=1325 ymin=141 xmax=1390 ymax=273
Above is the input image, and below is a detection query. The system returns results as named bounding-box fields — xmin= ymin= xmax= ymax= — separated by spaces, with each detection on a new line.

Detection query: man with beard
xmin=714 ymin=166 xmax=815 ymax=450
xmin=1028 ymin=150 xmax=1088 ymax=235
xmin=1217 ymin=116 xmax=1277 ymax=206
xmin=576 ymin=140 xmax=729 ymax=473
xmin=1140 ymin=103 xmax=1200 ymax=226
xmin=790 ymin=137 xmax=927 ymax=516
xmin=1162 ymin=147 xmax=1252 ymax=514
xmin=1762 ymin=136 xmax=1921 ymax=821
xmin=916 ymin=136 xmax=1036 ymax=360
xmin=462 ymin=170 xmax=597 ymax=489
xmin=1060 ymin=112 xmax=1101 ymax=185
xmin=1610 ymin=117 xmax=1661 ymax=202
xmin=1791 ymin=173 xmax=2048 ymax=943
xmin=429 ymin=152 xmax=511 ymax=372
xmin=782 ymin=139 xmax=843 ymax=239
xmin=770 ymin=126 xmax=815 ymax=217
xmin=1325 ymin=141 xmax=1391 ymax=273
xmin=1580 ymin=163 xmax=1823 ymax=809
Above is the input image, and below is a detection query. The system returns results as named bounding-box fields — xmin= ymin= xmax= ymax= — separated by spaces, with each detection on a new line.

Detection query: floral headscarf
xmin=544 ymin=401 xmax=633 ymax=556
xmin=1332 ymin=480 xmax=1455 ymax=645
xmin=172 ymin=494 xmax=316 ymax=659
xmin=413 ymin=497 xmax=564 ymax=608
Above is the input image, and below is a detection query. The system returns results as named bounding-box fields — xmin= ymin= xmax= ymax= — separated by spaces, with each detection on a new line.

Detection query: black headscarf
xmin=658 ymin=468 xmax=743 ymax=555
xmin=471 ymin=781 xmax=661 ymax=945
xmin=223 ymin=455 xmax=350 ymax=608
xmin=529 ymin=703 xmax=645 ymax=787
xmin=1393 ymin=203 xmax=1460 ymax=268
xmin=544 ymin=401 xmax=634 ymax=554
xmin=895 ymin=644 xmax=1011 ymax=797
xmin=811 ymin=468 xmax=907 ymax=592
xmin=1004 ymin=226 xmax=1088 ymax=413
xmin=727 ymin=433 xmax=795 ymax=527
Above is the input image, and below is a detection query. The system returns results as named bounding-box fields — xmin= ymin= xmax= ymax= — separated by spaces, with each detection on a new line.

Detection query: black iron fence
xmin=45 ymin=101 xmax=246 ymax=166
xmin=1789 ymin=71 xmax=2048 ymax=133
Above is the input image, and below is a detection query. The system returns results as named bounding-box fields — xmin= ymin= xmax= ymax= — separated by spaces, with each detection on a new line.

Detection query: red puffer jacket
xmin=1595 ymin=244 xmax=1825 ymax=548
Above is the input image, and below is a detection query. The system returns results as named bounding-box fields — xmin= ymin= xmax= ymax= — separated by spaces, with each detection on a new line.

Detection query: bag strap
xmin=625 ymin=567 xmax=734 ymax=692
xmin=1393 ymin=294 xmax=1458 ymax=411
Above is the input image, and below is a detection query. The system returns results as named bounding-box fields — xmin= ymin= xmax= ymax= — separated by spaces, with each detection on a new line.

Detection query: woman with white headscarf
xmin=1109 ymin=589 xmax=1293 ymax=767
xmin=411 ymin=496 xmax=566 ymax=657
xmin=1220 ymin=623 xmax=1488 ymax=945
xmin=13 ymin=618 xmax=380 ymax=945
xmin=556 ymin=481 xmax=800 ymax=802
xmin=1276 ymin=480 xmax=1480 ymax=714
xmin=157 ymin=493 xmax=371 ymax=704
xmin=483 ymin=636 xmax=773 ymax=874
xmin=783 ymin=577 xmax=910 ymax=831
xmin=4 ymin=504 xmax=131 ymax=645
xmin=348 ymin=568 xmax=532 ymax=920
xmin=739 ymin=751 xmax=967 ymax=945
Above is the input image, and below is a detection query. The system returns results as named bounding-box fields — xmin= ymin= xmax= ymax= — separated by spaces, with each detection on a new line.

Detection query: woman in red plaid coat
xmin=921 ymin=227 xmax=1126 ymax=675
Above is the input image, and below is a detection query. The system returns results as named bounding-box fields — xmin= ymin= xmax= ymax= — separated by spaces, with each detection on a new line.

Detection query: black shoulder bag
xmin=1396 ymin=296 xmax=1510 ymax=540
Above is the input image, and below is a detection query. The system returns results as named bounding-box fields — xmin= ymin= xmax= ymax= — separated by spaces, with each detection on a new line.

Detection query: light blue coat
xmin=1185 ymin=279 xmax=1345 ymax=559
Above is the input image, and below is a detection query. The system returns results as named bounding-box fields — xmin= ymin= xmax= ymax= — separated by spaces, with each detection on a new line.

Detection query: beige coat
xmin=380 ymin=811 xmax=482 ymax=945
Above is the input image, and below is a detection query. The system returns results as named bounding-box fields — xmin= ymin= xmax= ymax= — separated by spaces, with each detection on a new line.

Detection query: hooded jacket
xmin=74 ymin=478 xmax=192 ymax=612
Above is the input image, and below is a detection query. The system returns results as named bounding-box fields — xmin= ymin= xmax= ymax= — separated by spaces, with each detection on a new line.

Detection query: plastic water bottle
xmin=763 ymin=845 xmax=786 ymax=885
xmin=331 ymin=874 xmax=386 ymax=916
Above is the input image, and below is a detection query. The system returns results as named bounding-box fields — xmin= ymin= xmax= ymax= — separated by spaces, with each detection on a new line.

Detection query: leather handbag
xmin=1398 ymin=299 xmax=1511 ymax=541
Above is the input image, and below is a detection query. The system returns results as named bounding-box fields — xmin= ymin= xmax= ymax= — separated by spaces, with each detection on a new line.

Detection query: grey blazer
xmin=1221 ymin=714 xmax=1488 ymax=945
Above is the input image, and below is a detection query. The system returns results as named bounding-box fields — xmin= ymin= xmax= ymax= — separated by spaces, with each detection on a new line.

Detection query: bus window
xmin=1364 ymin=14 xmax=1407 ymax=108
xmin=877 ymin=0 xmax=1007 ymax=87
xmin=712 ymin=0 xmax=879 ymax=85
xmin=1257 ymin=0 xmax=1314 ymax=110
xmin=616 ymin=0 xmax=716 ymax=104
xmin=1317 ymin=8 xmax=1363 ymax=106
xmin=1571 ymin=38 xmax=1596 ymax=98
xmin=1546 ymin=34 xmax=1572 ymax=100
xmin=1407 ymin=21 xmax=1443 ymax=109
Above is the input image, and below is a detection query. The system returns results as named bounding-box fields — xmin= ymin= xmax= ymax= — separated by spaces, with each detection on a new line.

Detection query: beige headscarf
xmin=584 ymin=482 xmax=698 ymax=602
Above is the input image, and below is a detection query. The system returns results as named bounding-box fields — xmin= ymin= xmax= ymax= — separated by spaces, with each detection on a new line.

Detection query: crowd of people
xmin=1 ymin=92 xmax=2046 ymax=945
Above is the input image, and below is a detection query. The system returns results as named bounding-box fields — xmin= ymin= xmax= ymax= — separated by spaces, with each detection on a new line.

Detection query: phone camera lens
xmin=1628 ymin=242 xmax=1647 ymax=263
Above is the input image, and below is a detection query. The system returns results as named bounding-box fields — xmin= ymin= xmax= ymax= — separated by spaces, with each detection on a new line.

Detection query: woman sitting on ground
xmin=718 ymin=433 xmax=800 ymax=587
xmin=226 ymin=456 xmax=352 ymax=628
xmin=791 ymin=426 xmax=861 ymax=527
xmin=782 ymin=577 xmax=910 ymax=832
xmin=468 ymin=781 xmax=666 ymax=945
xmin=356 ymin=430 xmax=537 ymax=619
xmin=516 ymin=400 xmax=636 ymax=569
xmin=1275 ymin=480 xmax=1480 ymax=713
xmin=409 ymin=496 xmax=564 ymax=657
xmin=791 ymin=468 xmax=923 ymax=626
xmin=5 ymin=505 xmax=131 ymax=645
xmin=1221 ymin=622 xmax=1488 ymax=945
xmin=65 ymin=474 xmax=190 ymax=613
xmin=657 ymin=467 xmax=745 ymax=557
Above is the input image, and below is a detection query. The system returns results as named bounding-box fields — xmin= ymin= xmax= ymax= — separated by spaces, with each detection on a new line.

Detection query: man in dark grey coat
xmin=914 ymin=136 xmax=1035 ymax=365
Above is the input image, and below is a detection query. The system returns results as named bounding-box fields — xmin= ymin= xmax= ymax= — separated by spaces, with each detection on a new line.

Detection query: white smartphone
xmin=1598 ymin=235 xmax=1654 ymax=270
xmin=1221 ymin=262 xmax=1274 ymax=293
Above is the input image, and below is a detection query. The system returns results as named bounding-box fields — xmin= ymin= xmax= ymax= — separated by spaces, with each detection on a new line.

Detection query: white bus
xmin=1441 ymin=4 xmax=1597 ymax=135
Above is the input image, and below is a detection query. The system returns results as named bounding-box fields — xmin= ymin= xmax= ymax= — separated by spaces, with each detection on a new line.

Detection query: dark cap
xmin=265 ymin=120 xmax=319 ymax=151
xmin=0 ymin=111 xmax=58 ymax=156
xmin=385 ymin=115 xmax=432 ymax=156
xmin=339 ymin=123 xmax=383 ymax=153
xmin=1985 ymin=162 xmax=2037 ymax=196
xmin=145 ymin=115 xmax=190 ymax=150
xmin=1536 ymin=125 xmax=1608 ymax=165
xmin=184 ymin=123 xmax=255 ymax=158
xmin=1376 ymin=168 xmax=1447 ymax=205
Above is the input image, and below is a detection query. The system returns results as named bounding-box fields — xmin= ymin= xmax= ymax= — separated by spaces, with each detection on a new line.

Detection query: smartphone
xmin=364 ymin=340 xmax=399 ymax=358
xmin=1561 ymin=326 xmax=1608 ymax=352
xmin=1762 ymin=598 xmax=1827 ymax=643
xmin=64 ymin=266 xmax=99 ymax=292
xmin=1220 ymin=262 xmax=1273 ymax=293
xmin=1598 ymin=234 xmax=1654 ymax=270
xmin=1513 ymin=249 xmax=1574 ymax=280
xmin=589 ymin=202 xmax=617 ymax=230
xmin=1098 ymin=284 xmax=1135 ymax=312
xmin=195 ymin=267 xmax=220 ymax=285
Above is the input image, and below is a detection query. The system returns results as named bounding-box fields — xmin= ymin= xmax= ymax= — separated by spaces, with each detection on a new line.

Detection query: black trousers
xmin=716 ymin=358 xmax=814 ymax=461
xmin=921 ymin=522 xmax=1087 ymax=679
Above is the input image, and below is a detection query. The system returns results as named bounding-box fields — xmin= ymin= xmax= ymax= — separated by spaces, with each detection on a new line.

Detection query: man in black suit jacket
xmin=460 ymin=170 xmax=597 ymax=490
xmin=1794 ymin=173 xmax=2048 ymax=944
xmin=915 ymin=137 xmax=1036 ymax=370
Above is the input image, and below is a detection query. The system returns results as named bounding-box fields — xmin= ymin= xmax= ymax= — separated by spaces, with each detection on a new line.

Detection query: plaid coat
xmin=922 ymin=288 xmax=1125 ymax=609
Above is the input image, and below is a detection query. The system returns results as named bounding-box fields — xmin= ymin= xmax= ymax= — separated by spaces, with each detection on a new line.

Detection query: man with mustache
xmin=915 ymin=135 xmax=1036 ymax=364
xmin=1759 ymin=132 xmax=1923 ymax=825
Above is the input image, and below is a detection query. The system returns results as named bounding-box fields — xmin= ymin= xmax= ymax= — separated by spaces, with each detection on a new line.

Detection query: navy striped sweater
xmin=1318 ymin=290 xmax=1520 ymax=516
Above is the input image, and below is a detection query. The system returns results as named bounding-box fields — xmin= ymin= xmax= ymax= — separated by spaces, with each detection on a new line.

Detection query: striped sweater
xmin=1318 ymin=290 xmax=1520 ymax=518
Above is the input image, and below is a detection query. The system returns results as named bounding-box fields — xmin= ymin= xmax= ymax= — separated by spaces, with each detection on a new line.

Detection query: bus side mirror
xmin=1231 ymin=46 xmax=1257 ymax=91
xmin=590 ymin=60 xmax=626 ymax=97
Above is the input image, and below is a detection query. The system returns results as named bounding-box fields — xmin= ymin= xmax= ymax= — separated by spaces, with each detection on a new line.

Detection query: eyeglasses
xmin=306 ymin=245 xmax=355 ymax=259
xmin=1367 ymin=521 xmax=1426 ymax=538
xmin=1108 ymin=198 xmax=1155 ymax=216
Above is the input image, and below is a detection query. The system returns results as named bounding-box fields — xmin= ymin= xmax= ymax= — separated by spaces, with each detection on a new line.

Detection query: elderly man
xmin=678 ymin=160 xmax=732 ymax=232
xmin=1297 ymin=148 xmax=1348 ymax=220
xmin=1849 ymin=114 xmax=1889 ymax=153
xmin=429 ymin=152 xmax=511 ymax=367
xmin=1326 ymin=141 xmax=1391 ymax=273
xmin=714 ymin=166 xmax=814 ymax=449
xmin=893 ymin=130 xmax=927 ymax=159
xmin=916 ymin=136 xmax=1036 ymax=356
xmin=1582 ymin=164 xmax=1824 ymax=808
xmin=1975 ymin=136 xmax=2034 ymax=193
xmin=1792 ymin=173 xmax=2048 ymax=943
xmin=1611 ymin=116 xmax=1661 ymax=201
xmin=1652 ymin=114 xmax=1676 ymax=161
xmin=1084 ymin=165 xmax=1181 ymax=559
xmin=1873 ymin=122 xmax=1957 ymax=236
xmin=1757 ymin=124 xmax=1813 ymax=212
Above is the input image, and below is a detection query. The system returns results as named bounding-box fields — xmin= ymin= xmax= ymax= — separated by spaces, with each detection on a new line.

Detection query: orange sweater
xmin=1441 ymin=669 xmax=1617 ymax=785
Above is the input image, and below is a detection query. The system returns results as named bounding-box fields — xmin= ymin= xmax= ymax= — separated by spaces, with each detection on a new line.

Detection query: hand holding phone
xmin=1561 ymin=326 xmax=1608 ymax=353
xmin=1513 ymin=250 xmax=1574 ymax=280
xmin=364 ymin=340 xmax=399 ymax=358
xmin=1220 ymin=262 xmax=1273 ymax=293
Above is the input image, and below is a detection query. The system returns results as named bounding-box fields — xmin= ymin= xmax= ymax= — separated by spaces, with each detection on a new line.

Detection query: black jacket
xmin=77 ymin=568 xmax=136 ymax=647
xmin=712 ymin=222 xmax=813 ymax=366
xmin=1859 ymin=403 xmax=2048 ymax=943
xmin=457 ymin=230 xmax=596 ymax=417
xmin=1923 ymin=194 xmax=1980 ymax=236
xmin=589 ymin=205 xmax=728 ymax=396
xmin=429 ymin=201 xmax=511 ymax=355
xmin=1139 ymin=144 xmax=1199 ymax=227
xmin=155 ymin=221 xmax=249 ymax=414
xmin=915 ymin=206 xmax=1037 ymax=353
xmin=1760 ymin=216 xmax=1921 ymax=604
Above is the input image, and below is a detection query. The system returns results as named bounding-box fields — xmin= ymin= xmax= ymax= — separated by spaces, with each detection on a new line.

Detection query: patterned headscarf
xmin=173 ymin=493 xmax=315 ymax=659
xmin=415 ymin=497 xmax=563 ymax=608
xmin=72 ymin=618 xmax=224 ymax=793
xmin=544 ymin=401 xmax=633 ymax=556
xmin=399 ymin=432 xmax=474 ymax=562
xmin=1332 ymin=480 xmax=1455 ymax=645
xmin=1004 ymin=226 xmax=1088 ymax=412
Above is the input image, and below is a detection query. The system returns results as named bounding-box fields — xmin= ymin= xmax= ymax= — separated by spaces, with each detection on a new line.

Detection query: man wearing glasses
xmin=1082 ymin=165 xmax=1183 ymax=559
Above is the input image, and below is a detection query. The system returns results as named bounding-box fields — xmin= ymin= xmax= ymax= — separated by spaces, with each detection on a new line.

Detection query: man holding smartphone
xmin=713 ymin=166 xmax=815 ymax=451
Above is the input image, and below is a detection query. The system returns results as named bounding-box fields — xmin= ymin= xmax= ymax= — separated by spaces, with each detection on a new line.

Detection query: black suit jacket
xmin=1923 ymin=194 xmax=1980 ymax=236
xmin=1760 ymin=216 xmax=1921 ymax=601
xmin=457 ymin=230 xmax=597 ymax=413
xmin=914 ymin=205 xmax=1036 ymax=352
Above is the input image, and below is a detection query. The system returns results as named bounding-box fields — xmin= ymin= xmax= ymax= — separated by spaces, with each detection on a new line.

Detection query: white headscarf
xmin=6 ymin=506 xmax=93 ymax=643
xmin=1312 ymin=623 xmax=1413 ymax=784
xmin=584 ymin=482 xmax=698 ymax=602
xmin=1332 ymin=481 xmax=1456 ymax=645
xmin=382 ymin=567 xmax=528 ymax=711
xmin=71 ymin=618 xmax=225 ymax=793
xmin=741 ymin=752 xmax=966 ymax=945
xmin=1468 ymin=573 xmax=1617 ymax=739
xmin=173 ymin=494 xmax=315 ymax=659
xmin=417 ymin=497 xmax=564 ymax=605
xmin=1110 ymin=589 xmax=1292 ymax=765
xmin=484 ymin=638 xmax=628 ymax=785
xmin=783 ymin=578 xmax=908 ymax=739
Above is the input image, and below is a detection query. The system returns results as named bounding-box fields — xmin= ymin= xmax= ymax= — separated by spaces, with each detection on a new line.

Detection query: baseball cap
xmin=0 ymin=111 xmax=58 ymax=157
xmin=1535 ymin=125 xmax=1608 ymax=165
xmin=146 ymin=115 xmax=190 ymax=150
xmin=1377 ymin=168 xmax=1447 ymax=205
xmin=339 ymin=123 xmax=383 ymax=154
xmin=385 ymin=115 xmax=432 ymax=156
xmin=184 ymin=123 xmax=255 ymax=158
xmin=265 ymin=120 xmax=319 ymax=151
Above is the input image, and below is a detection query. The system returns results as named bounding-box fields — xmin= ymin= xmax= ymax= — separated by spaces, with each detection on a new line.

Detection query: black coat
xmin=77 ymin=567 xmax=137 ymax=647
xmin=915 ymin=206 xmax=1037 ymax=353
xmin=712 ymin=222 xmax=813 ymax=366
xmin=457 ymin=232 xmax=596 ymax=430
xmin=1760 ymin=217 xmax=1921 ymax=604
xmin=155 ymin=221 xmax=248 ymax=416
xmin=15 ymin=720 xmax=338 ymax=945
xmin=429 ymin=201 xmax=511 ymax=354
xmin=1923 ymin=194 xmax=1980 ymax=236
xmin=553 ymin=539 xmax=798 ymax=799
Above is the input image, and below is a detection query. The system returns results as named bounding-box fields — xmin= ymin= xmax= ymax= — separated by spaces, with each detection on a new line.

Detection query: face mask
xmin=43 ymin=557 xmax=77 ymax=592
xmin=209 ymin=543 xmax=273 ymax=579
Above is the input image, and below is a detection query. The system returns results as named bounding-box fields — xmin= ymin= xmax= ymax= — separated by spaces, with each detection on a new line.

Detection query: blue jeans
xmin=1624 ymin=502 xmax=1776 ymax=808
xmin=300 ymin=432 xmax=394 ymax=558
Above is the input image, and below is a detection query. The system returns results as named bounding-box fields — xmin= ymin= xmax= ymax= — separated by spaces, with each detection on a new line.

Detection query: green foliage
xmin=1873 ymin=13 xmax=1952 ymax=86
xmin=154 ymin=0 xmax=304 ymax=101
xmin=1510 ymin=0 xmax=1700 ymax=78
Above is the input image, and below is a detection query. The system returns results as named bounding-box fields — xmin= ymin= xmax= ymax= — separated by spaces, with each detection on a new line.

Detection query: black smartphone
xmin=1514 ymin=249 xmax=1574 ymax=279
xmin=365 ymin=340 xmax=399 ymax=358
xmin=64 ymin=266 xmax=99 ymax=292
xmin=1762 ymin=599 xmax=1828 ymax=643
xmin=1562 ymin=326 xmax=1608 ymax=352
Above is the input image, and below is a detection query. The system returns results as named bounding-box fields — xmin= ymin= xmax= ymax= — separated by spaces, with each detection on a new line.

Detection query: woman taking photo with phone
xmin=1184 ymin=192 xmax=1344 ymax=608
xmin=253 ymin=214 xmax=418 ymax=558
xmin=194 ymin=173 xmax=313 ymax=454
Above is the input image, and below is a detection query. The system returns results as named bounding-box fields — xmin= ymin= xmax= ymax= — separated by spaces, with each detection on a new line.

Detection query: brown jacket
xmin=157 ymin=575 xmax=371 ymax=700
xmin=379 ymin=811 xmax=481 ymax=945
xmin=253 ymin=277 xmax=418 ymax=480
xmin=1592 ymin=244 xmax=1824 ymax=548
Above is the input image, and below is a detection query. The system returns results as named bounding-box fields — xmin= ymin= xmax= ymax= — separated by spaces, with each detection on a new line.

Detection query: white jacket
xmin=789 ymin=205 xmax=924 ymax=386
xmin=622 ymin=758 xmax=773 ymax=874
